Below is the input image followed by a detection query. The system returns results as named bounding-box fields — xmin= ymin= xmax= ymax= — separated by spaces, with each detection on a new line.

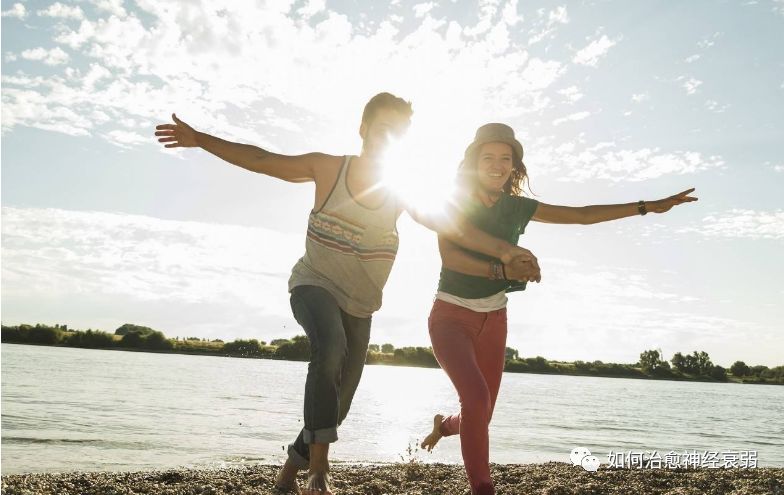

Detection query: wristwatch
xmin=637 ymin=200 xmax=648 ymax=216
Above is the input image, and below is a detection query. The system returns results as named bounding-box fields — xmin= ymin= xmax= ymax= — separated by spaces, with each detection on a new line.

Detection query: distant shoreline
xmin=3 ymin=340 xmax=782 ymax=386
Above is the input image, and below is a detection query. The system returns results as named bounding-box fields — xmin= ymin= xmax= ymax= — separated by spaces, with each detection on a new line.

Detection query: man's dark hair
xmin=361 ymin=92 xmax=413 ymax=126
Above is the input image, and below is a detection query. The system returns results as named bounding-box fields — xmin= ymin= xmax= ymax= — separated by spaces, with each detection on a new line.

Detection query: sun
xmin=378 ymin=126 xmax=463 ymax=219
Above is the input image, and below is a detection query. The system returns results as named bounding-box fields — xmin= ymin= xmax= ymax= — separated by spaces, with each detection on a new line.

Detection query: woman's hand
xmin=155 ymin=113 xmax=199 ymax=148
xmin=647 ymin=188 xmax=698 ymax=213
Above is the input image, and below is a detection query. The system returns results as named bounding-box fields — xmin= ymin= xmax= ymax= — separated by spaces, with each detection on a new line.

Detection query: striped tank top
xmin=288 ymin=156 xmax=400 ymax=317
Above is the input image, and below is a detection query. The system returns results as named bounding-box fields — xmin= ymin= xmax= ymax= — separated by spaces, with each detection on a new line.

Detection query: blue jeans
xmin=286 ymin=285 xmax=372 ymax=468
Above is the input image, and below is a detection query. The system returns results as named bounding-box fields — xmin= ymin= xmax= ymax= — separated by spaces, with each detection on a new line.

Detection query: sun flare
xmin=379 ymin=129 xmax=464 ymax=219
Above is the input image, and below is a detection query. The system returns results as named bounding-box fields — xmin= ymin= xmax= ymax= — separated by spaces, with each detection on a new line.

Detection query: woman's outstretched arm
xmin=531 ymin=188 xmax=698 ymax=224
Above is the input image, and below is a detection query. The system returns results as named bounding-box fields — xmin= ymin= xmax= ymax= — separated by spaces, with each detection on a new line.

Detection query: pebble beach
xmin=3 ymin=462 xmax=784 ymax=495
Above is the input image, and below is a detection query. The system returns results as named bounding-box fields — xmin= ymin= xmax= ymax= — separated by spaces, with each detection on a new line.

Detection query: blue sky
xmin=2 ymin=0 xmax=783 ymax=367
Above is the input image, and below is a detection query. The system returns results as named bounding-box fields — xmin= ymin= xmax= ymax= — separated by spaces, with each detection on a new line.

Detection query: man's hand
xmin=504 ymin=256 xmax=541 ymax=283
xmin=500 ymin=245 xmax=537 ymax=267
xmin=155 ymin=113 xmax=199 ymax=148
xmin=647 ymin=188 xmax=698 ymax=214
xmin=500 ymin=245 xmax=541 ymax=283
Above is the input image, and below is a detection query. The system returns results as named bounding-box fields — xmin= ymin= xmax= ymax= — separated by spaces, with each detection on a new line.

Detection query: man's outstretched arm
xmin=438 ymin=236 xmax=540 ymax=283
xmin=155 ymin=113 xmax=332 ymax=183
xmin=402 ymin=201 xmax=541 ymax=281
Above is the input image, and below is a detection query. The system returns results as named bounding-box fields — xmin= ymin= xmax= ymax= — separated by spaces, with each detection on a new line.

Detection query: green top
xmin=437 ymin=193 xmax=539 ymax=299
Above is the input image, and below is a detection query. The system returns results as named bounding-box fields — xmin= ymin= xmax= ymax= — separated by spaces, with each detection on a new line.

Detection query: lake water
xmin=2 ymin=343 xmax=783 ymax=474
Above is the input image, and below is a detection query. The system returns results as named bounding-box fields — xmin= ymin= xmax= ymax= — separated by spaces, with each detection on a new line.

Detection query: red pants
xmin=428 ymin=298 xmax=508 ymax=495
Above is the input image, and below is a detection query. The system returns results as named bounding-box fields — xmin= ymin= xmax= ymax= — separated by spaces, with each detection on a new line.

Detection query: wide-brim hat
xmin=462 ymin=123 xmax=524 ymax=164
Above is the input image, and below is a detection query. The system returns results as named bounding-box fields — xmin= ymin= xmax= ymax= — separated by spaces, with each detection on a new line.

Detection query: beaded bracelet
xmin=489 ymin=260 xmax=505 ymax=280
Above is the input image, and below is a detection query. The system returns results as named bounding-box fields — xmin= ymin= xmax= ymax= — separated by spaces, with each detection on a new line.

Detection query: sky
xmin=1 ymin=0 xmax=783 ymax=367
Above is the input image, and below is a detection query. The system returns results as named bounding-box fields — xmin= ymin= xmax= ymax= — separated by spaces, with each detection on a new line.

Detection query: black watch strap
xmin=638 ymin=200 xmax=648 ymax=216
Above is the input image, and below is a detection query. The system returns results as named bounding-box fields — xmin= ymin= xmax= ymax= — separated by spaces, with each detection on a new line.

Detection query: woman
xmin=419 ymin=123 xmax=697 ymax=495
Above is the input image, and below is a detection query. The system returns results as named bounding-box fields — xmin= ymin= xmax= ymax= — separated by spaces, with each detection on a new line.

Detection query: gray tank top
xmin=288 ymin=156 xmax=400 ymax=317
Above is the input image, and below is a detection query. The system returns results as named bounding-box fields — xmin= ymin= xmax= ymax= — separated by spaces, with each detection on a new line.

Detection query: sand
xmin=3 ymin=462 xmax=783 ymax=495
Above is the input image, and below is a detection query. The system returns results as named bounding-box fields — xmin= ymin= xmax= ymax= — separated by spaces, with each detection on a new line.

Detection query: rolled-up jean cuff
xmin=287 ymin=443 xmax=310 ymax=470
xmin=302 ymin=427 xmax=338 ymax=445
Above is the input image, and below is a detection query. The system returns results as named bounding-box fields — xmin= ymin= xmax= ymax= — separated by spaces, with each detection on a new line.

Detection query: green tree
xmin=525 ymin=356 xmax=552 ymax=372
xmin=120 ymin=331 xmax=144 ymax=348
xmin=693 ymin=351 xmax=713 ymax=375
xmin=392 ymin=347 xmax=437 ymax=367
xmin=709 ymin=365 xmax=727 ymax=381
xmin=276 ymin=335 xmax=310 ymax=361
xmin=505 ymin=347 xmax=519 ymax=361
xmin=381 ymin=343 xmax=395 ymax=354
xmin=224 ymin=339 xmax=263 ymax=357
xmin=730 ymin=361 xmax=750 ymax=377
xmin=639 ymin=349 xmax=667 ymax=373
xmin=671 ymin=352 xmax=687 ymax=372
xmin=271 ymin=338 xmax=291 ymax=347
xmin=1 ymin=325 xmax=24 ymax=343
xmin=65 ymin=329 xmax=115 ymax=348
xmin=143 ymin=331 xmax=174 ymax=350
xmin=368 ymin=344 xmax=380 ymax=352
xmin=28 ymin=325 xmax=62 ymax=345
xmin=115 ymin=323 xmax=156 ymax=336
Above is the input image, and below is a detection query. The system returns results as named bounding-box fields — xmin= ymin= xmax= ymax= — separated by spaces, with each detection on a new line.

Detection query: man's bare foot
xmin=302 ymin=470 xmax=332 ymax=495
xmin=274 ymin=459 xmax=301 ymax=494
xmin=420 ymin=413 xmax=445 ymax=452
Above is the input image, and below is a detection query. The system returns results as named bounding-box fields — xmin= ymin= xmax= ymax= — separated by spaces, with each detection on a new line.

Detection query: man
xmin=155 ymin=93 xmax=540 ymax=494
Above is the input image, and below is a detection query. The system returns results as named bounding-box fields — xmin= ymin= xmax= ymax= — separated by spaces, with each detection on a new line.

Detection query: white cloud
xmin=682 ymin=77 xmax=702 ymax=95
xmin=91 ymin=0 xmax=127 ymax=18
xmin=2 ymin=74 xmax=48 ymax=87
xmin=296 ymin=0 xmax=325 ymax=18
xmin=705 ymin=99 xmax=729 ymax=113
xmin=527 ymin=6 xmax=568 ymax=44
xmin=631 ymin=92 xmax=650 ymax=103
xmin=573 ymin=34 xmax=618 ymax=67
xmin=1 ymin=207 xmax=304 ymax=340
xmin=775 ymin=0 xmax=784 ymax=15
xmin=412 ymin=2 xmax=436 ymax=18
xmin=54 ymin=19 xmax=96 ymax=49
xmin=501 ymin=0 xmax=523 ymax=26
xmin=81 ymin=63 xmax=113 ymax=89
xmin=529 ymin=140 xmax=725 ymax=182
xmin=552 ymin=111 xmax=590 ymax=125
xmin=1 ymin=3 xmax=26 ymax=19
xmin=557 ymin=85 xmax=583 ymax=103
xmin=696 ymin=32 xmax=721 ymax=50
xmin=773 ymin=163 xmax=784 ymax=173
xmin=20 ymin=47 xmax=70 ymax=66
xmin=678 ymin=209 xmax=784 ymax=240
xmin=3 ymin=0 xmax=565 ymax=150
xmin=38 ymin=3 xmax=85 ymax=20
xmin=104 ymin=129 xmax=149 ymax=148
xmin=684 ymin=54 xmax=700 ymax=63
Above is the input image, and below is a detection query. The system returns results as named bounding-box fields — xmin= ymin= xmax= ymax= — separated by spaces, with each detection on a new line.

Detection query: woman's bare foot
xmin=302 ymin=470 xmax=332 ymax=494
xmin=274 ymin=459 xmax=301 ymax=494
xmin=420 ymin=413 xmax=445 ymax=452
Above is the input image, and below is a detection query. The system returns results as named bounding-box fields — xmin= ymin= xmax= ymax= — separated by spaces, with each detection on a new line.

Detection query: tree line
xmin=2 ymin=323 xmax=782 ymax=384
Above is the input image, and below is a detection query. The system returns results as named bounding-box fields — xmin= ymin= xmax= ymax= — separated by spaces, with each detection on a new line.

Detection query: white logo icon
xmin=570 ymin=447 xmax=600 ymax=472
xmin=581 ymin=455 xmax=601 ymax=472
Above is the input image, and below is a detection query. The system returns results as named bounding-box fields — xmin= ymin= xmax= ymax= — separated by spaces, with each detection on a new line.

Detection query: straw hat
xmin=462 ymin=123 xmax=524 ymax=163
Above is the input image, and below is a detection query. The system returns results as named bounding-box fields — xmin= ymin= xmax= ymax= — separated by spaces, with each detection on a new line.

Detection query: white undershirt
xmin=435 ymin=290 xmax=508 ymax=312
